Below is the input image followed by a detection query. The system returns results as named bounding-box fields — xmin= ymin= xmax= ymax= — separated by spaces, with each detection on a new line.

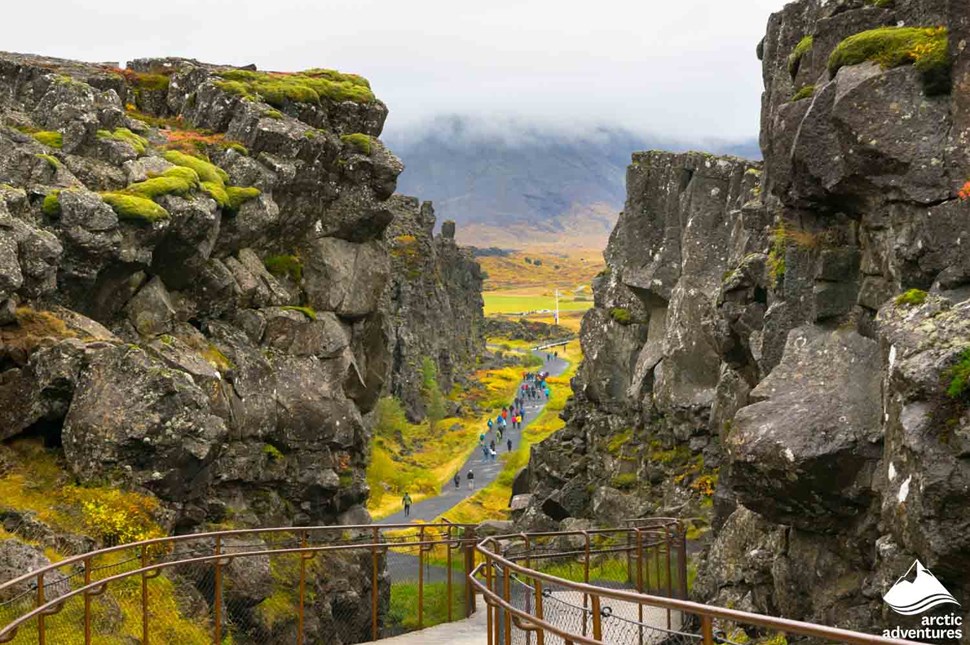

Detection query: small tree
xmin=420 ymin=356 xmax=445 ymax=431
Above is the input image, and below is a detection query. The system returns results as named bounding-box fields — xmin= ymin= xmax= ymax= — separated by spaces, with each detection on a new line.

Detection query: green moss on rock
xmin=895 ymin=289 xmax=928 ymax=307
xmin=609 ymin=307 xmax=633 ymax=325
xmin=788 ymin=35 xmax=814 ymax=77
xmin=35 ymin=153 xmax=60 ymax=170
xmin=101 ymin=192 xmax=169 ymax=223
xmin=945 ymin=347 xmax=970 ymax=399
xmin=31 ymin=131 xmax=63 ymax=148
xmin=281 ymin=305 xmax=317 ymax=320
xmin=341 ymin=133 xmax=372 ymax=155
xmin=97 ymin=127 xmax=149 ymax=154
xmin=264 ymin=254 xmax=303 ymax=282
xmin=214 ymin=67 xmax=375 ymax=107
xmin=163 ymin=150 xmax=230 ymax=185
xmin=828 ymin=26 xmax=950 ymax=94
xmin=792 ymin=84 xmax=816 ymax=101
xmin=42 ymin=190 xmax=61 ymax=217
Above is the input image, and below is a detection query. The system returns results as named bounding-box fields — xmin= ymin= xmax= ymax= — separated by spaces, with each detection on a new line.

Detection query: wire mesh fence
xmin=0 ymin=522 xmax=478 ymax=644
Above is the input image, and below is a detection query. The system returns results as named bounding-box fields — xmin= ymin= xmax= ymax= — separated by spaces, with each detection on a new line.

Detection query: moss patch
xmin=163 ymin=150 xmax=230 ymax=185
xmin=42 ymin=190 xmax=61 ymax=217
xmin=281 ymin=305 xmax=317 ymax=320
xmin=341 ymin=133 xmax=372 ymax=155
xmin=895 ymin=288 xmax=928 ymax=307
xmin=792 ymin=84 xmax=816 ymax=101
xmin=609 ymin=307 xmax=633 ymax=325
xmin=31 ymin=130 xmax=63 ymax=148
xmin=611 ymin=473 xmax=638 ymax=490
xmin=214 ymin=67 xmax=375 ymax=107
xmin=97 ymin=127 xmax=148 ymax=154
xmin=264 ymin=254 xmax=303 ymax=282
xmin=945 ymin=347 xmax=970 ymax=400
xmin=788 ymin=35 xmax=814 ymax=77
xmin=828 ymin=26 xmax=950 ymax=94
xmin=35 ymin=153 xmax=60 ymax=171
xmin=101 ymin=192 xmax=170 ymax=223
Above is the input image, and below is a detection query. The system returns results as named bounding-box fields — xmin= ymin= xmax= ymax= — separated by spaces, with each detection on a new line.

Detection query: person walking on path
xmin=507 ymin=438 xmax=513 ymax=452
xmin=453 ymin=472 xmax=460 ymax=489
xmin=489 ymin=447 xmax=497 ymax=462
xmin=467 ymin=470 xmax=475 ymax=490
xmin=402 ymin=492 xmax=412 ymax=517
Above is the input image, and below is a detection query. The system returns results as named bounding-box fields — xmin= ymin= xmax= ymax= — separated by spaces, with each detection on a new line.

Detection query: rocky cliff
xmin=382 ymin=196 xmax=484 ymax=421
xmin=521 ymin=0 xmax=970 ymax=632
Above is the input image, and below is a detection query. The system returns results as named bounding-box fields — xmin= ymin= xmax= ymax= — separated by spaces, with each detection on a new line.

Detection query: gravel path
xmin=376 ymin=350 xmax=569 ymax=525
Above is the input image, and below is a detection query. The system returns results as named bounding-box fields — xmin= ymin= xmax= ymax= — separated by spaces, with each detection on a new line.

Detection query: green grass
xmin=31 ymin=130 xmax=63 ymax=148
xmin=828 ymin=26 xmax=950 ymax=94
xmin=388 ymin=581 xmax=466 ymax=632
xmin=97 ymin=127 xmax=148 ymax=154
xmin=101 ymin=192 xmax=169 ymax=223
xmin=483 ymin=293 xmax=591 ymax=315
xmin=788 ymin=35 xmax=814 ymax=76
xmin=214 ymin=68 xmax=375 ymax=107
xmin=341 ymin=133 xmax=372 ymax=154
xmin=792 ymin=84 xmax=816 ymax=101
xmin=895 ymin=289 xmax=928 ymax=307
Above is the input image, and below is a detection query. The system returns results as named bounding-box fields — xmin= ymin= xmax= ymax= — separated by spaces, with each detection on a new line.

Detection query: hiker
xmin=490 ymin=447 xmax=497 ymax=461
xmin=515 ymin=412 xmax=522 ymax=429
xmin=554 ymin=351 xmax=559 ymax=359
xmin=487 ymin=418 xmax=494 ymax=431
xmin=481 ymin=444 xmax=489 ymax=462
xmin=454 ymin=472 xmax=460 ymax=489
xmin=402 ymin=492 xmax=412 ymax=517
xmin=479 ymin=432 xmax=486 ymax=444
xmin=490 ymin=440 xmax=495 ymax=452
xmin=507 ymin=438 xmax=513 ymax=452
xmin=501 ymin=407 xmax=508 ymax=420
xmin=467 ymin=470 xmax=475 ymax=490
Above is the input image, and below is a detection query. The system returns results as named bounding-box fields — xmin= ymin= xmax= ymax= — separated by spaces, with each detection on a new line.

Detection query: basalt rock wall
xmin=381 ymin=196 xmax=484 ymax=421
xmin=522 ymin=0 xmax=970 ymax=633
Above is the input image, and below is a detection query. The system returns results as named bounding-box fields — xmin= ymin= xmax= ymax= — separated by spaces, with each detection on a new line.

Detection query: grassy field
xmin=439 ymin=339 xmax=582 ymax=525
xmin=483 ymin=292 xmax=592 ymax=315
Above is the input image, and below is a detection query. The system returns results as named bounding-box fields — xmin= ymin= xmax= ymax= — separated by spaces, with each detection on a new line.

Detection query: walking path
xmin=364 ymin=605 xmax=487 ymax=644
xmin=377 ymin=350 xmax=569 ymax=525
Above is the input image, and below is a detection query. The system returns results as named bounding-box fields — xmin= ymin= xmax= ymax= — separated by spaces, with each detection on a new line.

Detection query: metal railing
xmin=0 ymin=522 xmax=477 ymax=644
xmin=472 ymin=519 xmax=921 ymax=645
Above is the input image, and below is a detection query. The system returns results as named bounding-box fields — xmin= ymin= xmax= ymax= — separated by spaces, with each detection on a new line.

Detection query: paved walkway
xmin=364 ymin=606 xmax=487 ymax=644
xmin=377 ymin=350 xmax=569 ymax=525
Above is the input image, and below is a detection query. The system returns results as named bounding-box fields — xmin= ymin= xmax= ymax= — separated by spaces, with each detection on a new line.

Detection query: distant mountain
xmin=382 ymin=115 xmax=760 ymax=244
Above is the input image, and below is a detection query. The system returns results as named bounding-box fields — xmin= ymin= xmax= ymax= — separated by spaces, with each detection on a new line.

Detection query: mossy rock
xmin=281 ymin=305 xmax=317 ymax=320
xmin=828 ymin=26 xmax=950 ymax=95
xmin=42 ymin=190 xmax=61 ymax=217
xmin=163 ymin=150 xmax=230 ymax=185
xmin=792 ymin=84 xmax=816 ymax=101
xmin=31 ymin=131 xmax=63 ymax=148
xmin=264 ymin=254 xmax=303 ymax=282
xmin=97 ymin=127 xmax=148 ymax=154
xmin=101 ymin=192 xmax=169 ymax=223
xmin=214 ymin=67 xmax=375 ymax=107
xmin=788 ymin=35 xmax=814 ymax=77
xmin=340 ymin=133 xmax=372 ymax=155
xmin=945 ymin=347 xmax=970 ymax=399
xmin=35 ymin=153 xmax=60 ymax=171
xmin=895 ymin=289 xmax=927 ymax=307
xmin=609 ymin=307 xmax=633 ymax=325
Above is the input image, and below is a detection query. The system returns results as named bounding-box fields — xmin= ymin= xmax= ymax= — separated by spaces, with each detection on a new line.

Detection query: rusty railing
xmin=472 ymin=519 xmax=920 ymax=645
xmin=0 ymin=522 xmax=477 ymax=644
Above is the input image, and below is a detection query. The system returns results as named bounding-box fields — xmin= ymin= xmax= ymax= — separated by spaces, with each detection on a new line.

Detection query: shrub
xmin=341 ymin=133 xmax=372 ymax=155
xmin=97 ymin=127 xmax=148 ymax=154
xmin=828 ymin=26 xmax=950 ymax=94
xmin=792 ymin=84 xmax=816 ymax=101
xmin=788 ymin=35 xmax=814 ymax=77
xmin=31 ymin=130 xmax=63 ymax=148
xmin=42 ymin=190 xmax=61 ymax=217
xmin=264 ymin=254 xmax=303 ymax=281
xmin=945 ymin=347 xmax=970 ymax=399
xmin=895 ymin=288 xmax=928 ymax=307
xmin=959 ymin=180 xmax=970 ymax=200
xmin=101 ymin=192 xmax=170 ymax=223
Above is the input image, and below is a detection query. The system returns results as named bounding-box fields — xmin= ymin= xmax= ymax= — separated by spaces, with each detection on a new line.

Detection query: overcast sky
xmin=6 ymin=0 xmax=789 ymax=141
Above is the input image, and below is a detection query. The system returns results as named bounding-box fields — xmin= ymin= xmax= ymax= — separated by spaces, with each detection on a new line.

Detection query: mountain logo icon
xmin=883 ymin=560 xmax=960 ymax=616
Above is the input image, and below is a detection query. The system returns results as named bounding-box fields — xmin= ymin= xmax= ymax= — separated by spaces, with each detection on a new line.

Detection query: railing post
xmin=36 ymin=571 xmax=45 ymax=645
xmin=213 ymin=536 xmax=222 ymax=645
xmin=372 ymin=526 xmax=380 ymax=641
xmin=591 ymin=594 xmax=603 ymax=641
xmin=701 ymin=615 xmax=714 ymax=645
xmin=141 ymin=547 xmax=150 ymax=645
xmin=636 ymin=529 xmax=644 ymax=645
xmin=522 ymin=534 xmax=532 ymax=645
xmin=678 ymin=522 xmax=689 ymax=600
xmin=503 ymin=563 xmax=512 ymax=645
xmin=298 ymin=531 xmax=308 ymax=645
xmin=83 ymin=557 xmax=92 ymax=645
xmin=582 ymin=531 xmax=590 ymax=637
xmin=534 ymin=578 xmax=545 ymax=645
xmin=665 ymin=525 xmax=674 ymax=629
xmin=464 ymin=527 xmax=477 ymax=617
xmin=418 ymin=525 xmax=425 ymax=630
xmin=485 ymin=554 xmax=495 ymax=645
xmin=447 ymin=525 xmax=453 ymax=624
